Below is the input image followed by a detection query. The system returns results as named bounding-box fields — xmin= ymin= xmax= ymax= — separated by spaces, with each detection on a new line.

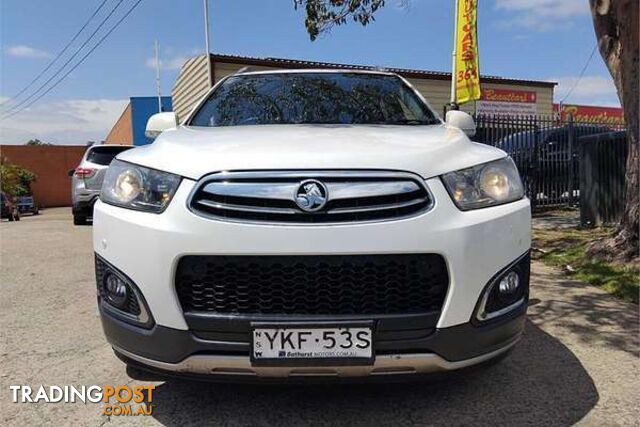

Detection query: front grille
xmin=175 ymin=254 xmax=449 ymax=316
xmin=188 ymin=171 xmax=432 ymax=224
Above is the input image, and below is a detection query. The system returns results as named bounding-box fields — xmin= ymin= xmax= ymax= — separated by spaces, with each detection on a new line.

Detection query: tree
xmin=25 ymin=139 xmax=50 ymax=146
xmin=0 ymin=158 xmax=37 ymax=197
xmin=295 ymin=0 xmax=639 ymax=261
xmin=588 ymin=0 xmax=639 ymax=261
xmin=293 ymin=0 xmax=386 ymax=40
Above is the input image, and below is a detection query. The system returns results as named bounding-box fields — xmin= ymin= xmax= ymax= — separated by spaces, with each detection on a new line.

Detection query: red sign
xmin=482 ymin=89 xmax=537 ymax=104
xmin=553 ymin=104 xmax=624 ymax=125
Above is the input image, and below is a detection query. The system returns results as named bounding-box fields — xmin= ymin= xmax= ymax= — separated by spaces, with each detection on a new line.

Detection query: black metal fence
xmin=472 ymin=113 xmax=626 ymax=212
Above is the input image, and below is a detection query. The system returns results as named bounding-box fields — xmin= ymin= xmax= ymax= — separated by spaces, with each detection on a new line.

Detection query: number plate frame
xmin=250 ymin=321 xmax=375 ymax=367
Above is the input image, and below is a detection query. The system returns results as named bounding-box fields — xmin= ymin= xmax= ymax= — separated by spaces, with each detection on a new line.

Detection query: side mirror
xmin=145 ymin=112 xmax=178 ymax=139
xmin=445 ymin=110 xmax=476 ymax=138
xmin=68 ymin=169 xmax=75 ymax=177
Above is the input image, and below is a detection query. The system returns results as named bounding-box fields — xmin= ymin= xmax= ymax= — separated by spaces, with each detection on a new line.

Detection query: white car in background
xmin=93 ymin=70 xmax=531 ymax=381
xmin=69 ymin=144 xmax=132 ymax=225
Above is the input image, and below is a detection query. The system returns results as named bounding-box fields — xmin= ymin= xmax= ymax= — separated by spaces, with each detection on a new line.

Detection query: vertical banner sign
xmin=455 ymin=0 xmax=481 ymax=104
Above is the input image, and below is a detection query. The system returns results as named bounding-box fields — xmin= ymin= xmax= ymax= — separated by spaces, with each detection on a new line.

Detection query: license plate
xmin=250 ymin=323 xmax=374 ymax=366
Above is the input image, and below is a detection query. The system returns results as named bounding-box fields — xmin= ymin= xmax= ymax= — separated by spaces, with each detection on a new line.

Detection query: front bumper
xmin=101 ymin=300 xmax=526 ymax=379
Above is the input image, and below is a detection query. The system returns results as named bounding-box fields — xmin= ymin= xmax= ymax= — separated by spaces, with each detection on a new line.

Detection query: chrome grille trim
xmin=329 ymin=181 xmax=421 ymax=200
xmin=201 ymin=182 xmax=295 ymax=200
xmin=196 ymin=199 xmax=299 ymax=215
xmin=188 ymin=170 xmax=434 ymax=224
xmin=200 ymin=180 xmax=422 ymax=201
xmin=326 ymin=196 xmax=429 ymax=214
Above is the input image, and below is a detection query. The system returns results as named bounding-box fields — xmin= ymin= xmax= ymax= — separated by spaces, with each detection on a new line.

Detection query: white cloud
xmin=145 ymin=49 xmax=202 ymax=71
xmin=145 ymin=55 xmax=190 ymax=71
xmin=5 ymin=45 xmax=52 ymax=59
xmin=0 ymin=98 xmax=128 ymax=145
xmin=551 ymin=75 xmax=621 ymax=106
xmin=495 ymin=0 xmax=589 ymax=31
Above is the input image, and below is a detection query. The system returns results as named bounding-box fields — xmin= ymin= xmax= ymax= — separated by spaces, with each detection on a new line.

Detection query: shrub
xmin=0 ymin=158 xmax=37 ymax=197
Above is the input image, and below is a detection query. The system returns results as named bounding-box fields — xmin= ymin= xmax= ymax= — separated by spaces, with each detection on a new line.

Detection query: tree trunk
xmin=588 ymin=0 xmax=639 ymax=261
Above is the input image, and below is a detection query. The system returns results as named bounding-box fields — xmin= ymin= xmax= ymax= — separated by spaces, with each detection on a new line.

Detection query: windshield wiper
xmin=386 ymin=119 xmax=433 ymax=125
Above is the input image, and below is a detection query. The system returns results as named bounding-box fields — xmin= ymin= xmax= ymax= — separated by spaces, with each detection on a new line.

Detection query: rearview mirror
xmin=67 ymin=169 xmax=75 ymax=177
xmin=145 ymin=112 xmax=178 ymax=140
xmin=445 ymin=110 xmax=476 ymax=138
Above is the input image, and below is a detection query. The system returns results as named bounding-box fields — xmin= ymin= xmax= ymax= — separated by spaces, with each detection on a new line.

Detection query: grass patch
xmin=533 ymin=227 xmax=639 ymax=304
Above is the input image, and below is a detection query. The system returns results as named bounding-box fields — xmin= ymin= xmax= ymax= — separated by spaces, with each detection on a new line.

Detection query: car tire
xmin=73 ymin=215 xmax=87 ymax=226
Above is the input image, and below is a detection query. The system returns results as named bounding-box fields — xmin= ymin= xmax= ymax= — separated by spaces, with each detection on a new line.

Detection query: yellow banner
xmin=455 ymin=0 xmax=481 ymax=104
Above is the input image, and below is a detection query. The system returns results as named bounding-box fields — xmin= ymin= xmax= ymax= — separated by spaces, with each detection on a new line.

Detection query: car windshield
xmin=189 ymin=72 xmax=440 ymax=127
xmin=87 ymin=146 xmax=132 ymax=166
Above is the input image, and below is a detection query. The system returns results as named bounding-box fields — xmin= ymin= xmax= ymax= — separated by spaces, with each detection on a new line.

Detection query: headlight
xmin=101 ymin=160 xmax=181 ymax=213
xmin=441 ymin=157 xmax=524 ymax=210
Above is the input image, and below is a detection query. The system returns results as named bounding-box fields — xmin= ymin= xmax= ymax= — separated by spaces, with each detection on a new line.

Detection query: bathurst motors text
xmin=9 ymin=385 xmax=155 ymax=416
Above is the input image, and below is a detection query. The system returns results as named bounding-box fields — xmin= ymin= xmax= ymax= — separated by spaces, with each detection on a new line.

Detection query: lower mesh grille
xmin=175 ymin=254 xmax=449 ymax=316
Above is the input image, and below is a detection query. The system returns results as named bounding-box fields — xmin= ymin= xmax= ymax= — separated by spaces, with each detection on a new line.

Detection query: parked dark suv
xmin=498 ymin=125 xmax=611 ymax=157
xmin=16 ymin=195 xmax=39 ymax=216
xmin=497 ymin=124 xmax=612 ymax=205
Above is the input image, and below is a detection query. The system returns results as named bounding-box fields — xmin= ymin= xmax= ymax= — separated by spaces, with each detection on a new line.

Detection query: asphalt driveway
xmin=1 ymin=208 xmax=638 ymax=426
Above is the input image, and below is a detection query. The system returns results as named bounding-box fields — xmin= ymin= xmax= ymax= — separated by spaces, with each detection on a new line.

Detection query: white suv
xmin=93 ymin=70 xmax=531 ymax=380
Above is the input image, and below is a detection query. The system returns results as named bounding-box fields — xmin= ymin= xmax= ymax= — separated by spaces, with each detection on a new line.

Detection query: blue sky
xmin=0 ymin=0 xmax=619 ymax=144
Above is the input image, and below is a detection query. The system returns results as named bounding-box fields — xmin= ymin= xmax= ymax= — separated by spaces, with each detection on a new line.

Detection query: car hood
xmin=117 ymin=124 xmax=506 ymax=180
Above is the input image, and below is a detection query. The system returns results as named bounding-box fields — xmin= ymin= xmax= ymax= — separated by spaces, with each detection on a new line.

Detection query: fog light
xmin=104 ymin=273 xmax=128 ymax=309
xmin=475 ymin=253 xmax=530 ymax=323
xmin=498 ymin=271 xmax=520 ymax=294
